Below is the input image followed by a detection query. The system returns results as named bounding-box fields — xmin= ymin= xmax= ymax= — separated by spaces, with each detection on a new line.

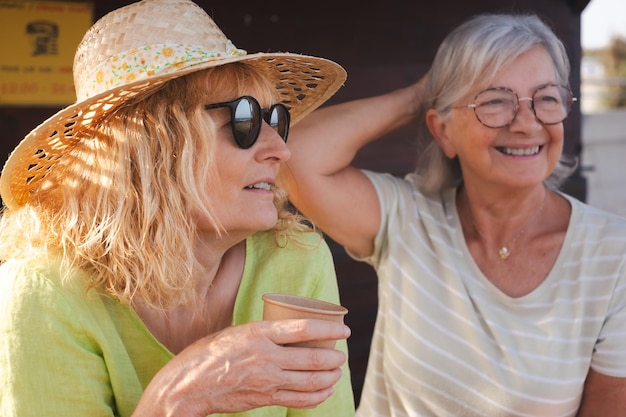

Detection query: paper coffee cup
xmin=262 ymin=293 xmax=348 ymax=348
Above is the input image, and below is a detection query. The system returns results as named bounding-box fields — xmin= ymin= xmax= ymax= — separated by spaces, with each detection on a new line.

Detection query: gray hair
xmin=414 ymin=13 xmax=577 ymax=194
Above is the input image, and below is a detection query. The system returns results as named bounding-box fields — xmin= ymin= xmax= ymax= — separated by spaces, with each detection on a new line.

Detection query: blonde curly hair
xmin=0 ymin=62 xmax=315 ymax=309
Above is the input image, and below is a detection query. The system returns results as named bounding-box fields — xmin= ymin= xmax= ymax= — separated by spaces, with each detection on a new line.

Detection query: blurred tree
xmin=602 ymin=36 xmax=626 ymax=107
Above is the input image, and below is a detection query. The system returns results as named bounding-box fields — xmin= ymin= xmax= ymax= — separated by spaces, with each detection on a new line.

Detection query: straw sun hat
xmin=0 ymin=0 xmax=346 ymax=210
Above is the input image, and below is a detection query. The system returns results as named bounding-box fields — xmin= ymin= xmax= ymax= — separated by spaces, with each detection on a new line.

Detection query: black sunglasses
xmin=204 ymin=96 xmax=291 ymax=149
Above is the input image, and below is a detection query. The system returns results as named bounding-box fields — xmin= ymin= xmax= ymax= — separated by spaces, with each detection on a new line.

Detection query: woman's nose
xmin=256 ymin=122 xmax=291 ymax=161
xmin=512 ymin=96 xmax=541 ymax=126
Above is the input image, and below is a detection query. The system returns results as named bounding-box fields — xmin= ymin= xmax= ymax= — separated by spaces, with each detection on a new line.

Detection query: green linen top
xmin=0 ymin=230 xmax=355 ymax=417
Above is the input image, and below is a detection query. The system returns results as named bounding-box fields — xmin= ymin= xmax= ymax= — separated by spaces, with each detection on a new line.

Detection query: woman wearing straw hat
xmin=282 ymin=12 xmax=626 ymax=417
xmin=0 ymin=1 xmax=354 ymax=416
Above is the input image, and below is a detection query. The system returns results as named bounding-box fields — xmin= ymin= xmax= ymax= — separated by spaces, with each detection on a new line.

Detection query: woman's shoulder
xmin=241 ymin=230 xmax=336 ymax=296
xmin=562 ymin=194 xmax=626 ymax=258
xmin=566 ymin=193 xmax=626 ymax=232
xmin=249 ymin=228 xmax=330 ymax=259
xmin=2 ymin=256 xmax=71 ymax=291
xmin=0 ymin=256 xmax=96 ymax=313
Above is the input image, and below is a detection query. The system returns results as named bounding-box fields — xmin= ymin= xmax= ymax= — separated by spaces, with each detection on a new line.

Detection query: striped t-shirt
xmin=353 ymin=171 xmax=626 ymax=417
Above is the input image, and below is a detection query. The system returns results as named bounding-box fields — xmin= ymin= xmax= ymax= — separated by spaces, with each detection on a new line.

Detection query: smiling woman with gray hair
xmin=282 ymin=12 xmax=626 ymax=417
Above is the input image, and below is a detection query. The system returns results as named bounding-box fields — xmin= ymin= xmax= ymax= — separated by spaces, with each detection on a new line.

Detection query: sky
xmin=582 ymin=0 xmax=626 ymax=49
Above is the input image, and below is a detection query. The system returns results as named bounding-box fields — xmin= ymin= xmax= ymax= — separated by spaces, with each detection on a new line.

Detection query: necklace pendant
xmin=498 ymin=247 xmax=510 ymax=260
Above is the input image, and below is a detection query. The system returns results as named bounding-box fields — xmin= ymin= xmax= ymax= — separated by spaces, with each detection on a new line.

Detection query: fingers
xmin=276 ymin=367 xmax=344 ymax=392
xmin=239 ymin=366 xmax=343 ymax=410
xmin=265 ymin=318 xmax=351 ymax=348
xmin=227 ymin=385 xmax=337 ymax=411
xmin=274 ymin=343 xmax=347 ymax=372
xmin=271 ymin=386 xmax=336 ymax=410
xmin=260 ymin=319 xmax=350 ymax=372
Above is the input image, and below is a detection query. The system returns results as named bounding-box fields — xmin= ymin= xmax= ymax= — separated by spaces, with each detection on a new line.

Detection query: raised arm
xmin=281 ymin=79 xmax=425 ymax=258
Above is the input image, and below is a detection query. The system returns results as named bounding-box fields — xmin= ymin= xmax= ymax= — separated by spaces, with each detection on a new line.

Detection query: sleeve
xmin=591 ymin=264 xmax=626 ymax=377
xmin=347 ymin=170 xmax=409 ymax=269
xmin=0 ymin=262 xmax=117 ymax=417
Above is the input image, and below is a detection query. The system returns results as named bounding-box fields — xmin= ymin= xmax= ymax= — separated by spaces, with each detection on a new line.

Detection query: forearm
xmin=576 ymin=370 xmax=626 ymax=417
xmin=286 ymin=79 xmax=424 ymax=177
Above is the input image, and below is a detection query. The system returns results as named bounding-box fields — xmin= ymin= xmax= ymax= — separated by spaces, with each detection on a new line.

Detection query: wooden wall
xmin=0 ymin=0 xmax=590 ymax=405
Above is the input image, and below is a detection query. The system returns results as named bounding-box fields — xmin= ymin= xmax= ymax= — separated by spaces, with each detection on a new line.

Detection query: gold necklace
xmin=471 ymin=195 xmax=546 ymax=261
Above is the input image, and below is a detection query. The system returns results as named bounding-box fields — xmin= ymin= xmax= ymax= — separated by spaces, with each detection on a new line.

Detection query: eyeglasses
xmin=453 ymin=84 xmax=577 ymax=128
xmin=204 ymin=96 xmax=290 ymax=149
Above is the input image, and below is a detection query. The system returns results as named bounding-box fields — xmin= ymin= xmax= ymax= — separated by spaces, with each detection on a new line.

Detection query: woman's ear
xmin=426 ymin=109 xmax=457 ymax=158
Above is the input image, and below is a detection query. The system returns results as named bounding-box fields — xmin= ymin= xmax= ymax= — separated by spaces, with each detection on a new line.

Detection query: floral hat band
xmin=80 ymin=42 xmax=247 ymax=101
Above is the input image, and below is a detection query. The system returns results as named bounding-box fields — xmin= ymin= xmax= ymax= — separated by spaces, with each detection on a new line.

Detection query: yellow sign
xmin=0 ymin=0 xmax=93 ymax=106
